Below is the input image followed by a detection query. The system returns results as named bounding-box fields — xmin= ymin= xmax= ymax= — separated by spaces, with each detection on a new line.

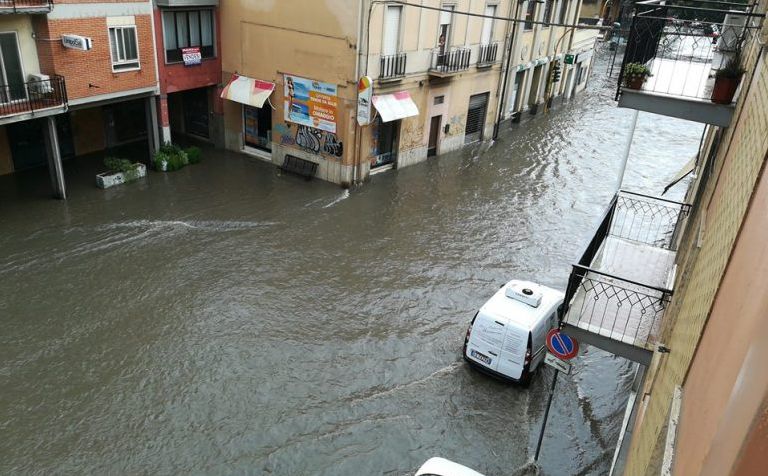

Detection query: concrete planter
xmin=96 ymin=163 xmax=147 ymax=189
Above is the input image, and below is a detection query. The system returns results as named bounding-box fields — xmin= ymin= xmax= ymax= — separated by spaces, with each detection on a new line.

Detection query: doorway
xmin=244 ymin=104 xmax=272 ymax=153
xmin=182 ymin=88 xmax=210 ymax=139
xmin=372 ymin=118 xmax=399 ymax=169
xmin=428 ymin=115 xmax=441 ymax=157
xmin=0 ymin=32 xmax=25 ymax=104
xmin=528 ymin=64 xmax=543 ymax=107
xmin=465 ymin=92 xmax=489 ymax=144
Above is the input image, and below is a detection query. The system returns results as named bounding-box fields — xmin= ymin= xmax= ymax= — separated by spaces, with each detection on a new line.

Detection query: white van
xmin=463 ymin=280 xmax=563 ymax=385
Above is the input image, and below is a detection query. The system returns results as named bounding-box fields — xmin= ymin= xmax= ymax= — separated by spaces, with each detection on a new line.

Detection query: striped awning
xmin=220 ymin=74 xmax=274 ymax=108
xmin=372 ymin=91 xmax=419 ymax=123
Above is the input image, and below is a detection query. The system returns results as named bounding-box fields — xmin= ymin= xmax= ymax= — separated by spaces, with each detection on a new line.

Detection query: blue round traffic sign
xmin=546 ymin=329 xmax=579 ymax=360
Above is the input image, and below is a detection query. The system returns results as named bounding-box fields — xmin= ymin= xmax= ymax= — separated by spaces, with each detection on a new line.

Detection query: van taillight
xmin=465 ymin=325 xmax=472 ymax=341
xmin=525 ymin=348 xmax=532 ymax=365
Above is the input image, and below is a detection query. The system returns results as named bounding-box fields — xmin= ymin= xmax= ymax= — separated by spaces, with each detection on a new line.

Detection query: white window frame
xmin=438 ymin=3 xmax=455 ymax=48
xmin=381 ymin=4 xmax=403 ymax=56
xmin=108 ymin=25 xmax=140 ymax=72
xmin=481 ymin=4 xmax=497 ymax=45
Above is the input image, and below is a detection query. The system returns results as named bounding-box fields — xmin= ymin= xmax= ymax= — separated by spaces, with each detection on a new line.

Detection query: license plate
xmin=471 ymin=349 xmax=492 ymax=365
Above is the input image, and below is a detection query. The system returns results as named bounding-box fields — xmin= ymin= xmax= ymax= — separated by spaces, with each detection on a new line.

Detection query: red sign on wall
xmin=182 ymin=47 xmax=202 ymax=66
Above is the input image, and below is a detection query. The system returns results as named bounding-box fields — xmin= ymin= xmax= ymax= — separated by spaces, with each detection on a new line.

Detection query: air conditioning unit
xmin=27 ymin=73 xmax=53 ymax=94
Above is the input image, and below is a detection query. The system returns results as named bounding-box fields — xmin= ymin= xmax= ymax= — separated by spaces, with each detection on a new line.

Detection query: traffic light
xmin=551 ymin=62 xmax=562 ymax=83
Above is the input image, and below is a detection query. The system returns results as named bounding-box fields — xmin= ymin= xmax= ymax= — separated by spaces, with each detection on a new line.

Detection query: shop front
xmin=220 ymin=74 xmax=275 ymax=159
xmin=369 ymin=91 xmax=419 ymax=173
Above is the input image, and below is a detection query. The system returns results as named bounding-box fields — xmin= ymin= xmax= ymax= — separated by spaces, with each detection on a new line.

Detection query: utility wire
xmin=373 ymin=0 xmax=613 ymax=31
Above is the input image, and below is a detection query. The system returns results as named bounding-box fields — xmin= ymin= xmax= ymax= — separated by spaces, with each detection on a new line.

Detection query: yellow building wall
xmin=0 ymin=16 xmax=42 ymax=77
xmin=624 ymin=22 xmax=768 ymax=476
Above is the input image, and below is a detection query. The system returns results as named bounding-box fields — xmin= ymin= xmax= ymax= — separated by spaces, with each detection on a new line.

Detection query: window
xmin=524 ymin=1 xmax=537 ymax=30
xmin=162 ymin=9 xmax=215 ymax=63
xmin=109 ymin=26 xmax=139 ymax=71
xmin=543 ymin=0 xmax=554 ymax=26
xmin=558 ymin=0 xmax=568 ymax=24
xmin=481 ymin=5 xmax=496 ymax=45
xmin=437 ymin=4 xmax=454 ymax=53
xmin=383 ymin=5 xmax=402 ymax=55
xmin=434 ymin=95 xmax=444 ymax=105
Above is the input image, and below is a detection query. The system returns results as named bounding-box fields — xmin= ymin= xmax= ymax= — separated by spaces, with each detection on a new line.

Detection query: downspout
xmin=493 ymin=0 xmax=522 ymax=140
xmin=352 ymin=0 xmax=367 ymax=186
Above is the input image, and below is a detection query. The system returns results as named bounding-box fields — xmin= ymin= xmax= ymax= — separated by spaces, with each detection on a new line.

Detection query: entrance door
xmin=464 ymin=92 xmax=489 ymax=144
xmin=528 ymin=64 xmax=543 ymax=107
xmin=244 ymin=105 xmax=272 ymax=152
xmin=427 ymin=115 xmax=441 ymax=157
xmin=183 ymin=88 xmax=209 ymax=138
xmin=510 ymin=70 xmax=525 ymax=113
xmin=8 ymin=119 xmax=46 ymax=170
xmin=0 ymin=32 xmax=25 ymax=103
xmin=371 ymin=118 xmax=399 ymax=169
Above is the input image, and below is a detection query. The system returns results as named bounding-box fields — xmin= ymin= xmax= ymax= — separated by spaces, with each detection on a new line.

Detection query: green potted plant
xmin=711 ymin=55 xmax=745 ymax=104
xmin=96 ymin=157 xmax=146 ymax=189
xmin=623 ymin=63 xmax=652 ymax=90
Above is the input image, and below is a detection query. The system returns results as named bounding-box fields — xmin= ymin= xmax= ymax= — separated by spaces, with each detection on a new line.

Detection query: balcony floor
xmin=565 ymin=236 xmax=676 ymax=350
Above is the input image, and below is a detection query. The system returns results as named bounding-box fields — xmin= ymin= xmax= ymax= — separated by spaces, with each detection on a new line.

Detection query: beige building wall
xmin=623 ymin=10 xmax=768 ymax=474
xmin=0 ymin=16 xmax=42 ymax=79
xmin=219 ymin=0 xmax=360 ymax=185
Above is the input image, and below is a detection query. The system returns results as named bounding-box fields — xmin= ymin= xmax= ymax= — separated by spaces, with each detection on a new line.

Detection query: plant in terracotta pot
xmin=711 ymin=55 xmax=745 ymax=104
xmin=623 ymin=63 xmax=652 ymax=90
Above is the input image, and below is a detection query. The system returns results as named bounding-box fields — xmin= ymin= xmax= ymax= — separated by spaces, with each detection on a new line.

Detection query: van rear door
xmin=465 ymin=311 xmax=504 ymax=371
xmin=496 ymin=322 xmax=529 ymax=380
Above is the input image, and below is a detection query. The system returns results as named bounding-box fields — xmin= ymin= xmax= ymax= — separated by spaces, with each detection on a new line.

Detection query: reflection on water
xmin=0 ymin=52 xmax=703 ymax=475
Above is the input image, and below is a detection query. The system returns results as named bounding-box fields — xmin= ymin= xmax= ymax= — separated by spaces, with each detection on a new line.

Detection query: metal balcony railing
xmin=477 ymin=43 xmax=499 ymax=66
xmin=562 ymin=191 xmax=691 ymax=350
xmin=616 ymin=0 xmax=765 ymax=101
xmin=0 ymin=75 xmax=68 ymax=118
xmin=379 ymin=52 xmax=407 ymax=80
xmin=429 ymin=47 xmax=471 ymax=74
xmin=0 ymin=0 xmax=53 ymax=13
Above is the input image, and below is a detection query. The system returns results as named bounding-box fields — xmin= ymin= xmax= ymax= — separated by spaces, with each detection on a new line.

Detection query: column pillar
xmin=146 ymin=95 xmax=160 ymax=156
xmin=158 ymin=94 xmax=171 ymax=144
xmin=43 ymin=116 xmax=66 ymax=200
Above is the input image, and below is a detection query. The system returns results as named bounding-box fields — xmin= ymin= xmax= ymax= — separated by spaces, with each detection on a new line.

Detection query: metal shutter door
xmin=465 ymin=93 xmax=489 ymax=144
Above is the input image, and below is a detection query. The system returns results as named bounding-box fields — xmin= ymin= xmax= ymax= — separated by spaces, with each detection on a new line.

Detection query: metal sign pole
xmin=534 ymin=368 xmax=559 ymax=461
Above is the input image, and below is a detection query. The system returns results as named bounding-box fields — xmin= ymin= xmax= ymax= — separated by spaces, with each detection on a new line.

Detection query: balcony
xmin=477 ymin=42 xmax=499 ymax=68
xmin=561 ymin=191 xmax=691 ymax=365
xmin=0 ymin=0 xmax=53 ymax=14
xmin=379 ymin=52 xmax=407 ymax=81
xmin=0 ymin=75 xmax=68 ymax=125
xmin=615 ymin=0 xmax=764 ymax=127
xmin=429 ymin=47 xmax=471 ymax=78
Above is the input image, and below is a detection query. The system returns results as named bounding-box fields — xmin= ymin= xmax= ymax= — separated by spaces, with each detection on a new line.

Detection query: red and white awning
xmin=372 ymin=91 xmax=419 ymax=122
xmin=220 ymin=74 xmax=275 ymax=108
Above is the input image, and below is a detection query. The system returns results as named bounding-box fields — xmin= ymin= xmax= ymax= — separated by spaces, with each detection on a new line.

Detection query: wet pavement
xmin=0 ymin=53 xmax=704 ymax=475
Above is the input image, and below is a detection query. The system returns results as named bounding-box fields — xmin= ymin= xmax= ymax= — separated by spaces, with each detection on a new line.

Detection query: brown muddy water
xmin=0 ymin=54 xmax=703 ymax=475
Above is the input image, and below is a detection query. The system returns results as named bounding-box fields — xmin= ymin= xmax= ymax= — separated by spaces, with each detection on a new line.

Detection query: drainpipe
xmin=616 ymin=109 xmax=639 ymax=192
xmin=493 ymin=0 xmax=523 ymax=140
xmin=352 ymin=0 xmax=367 ymax=186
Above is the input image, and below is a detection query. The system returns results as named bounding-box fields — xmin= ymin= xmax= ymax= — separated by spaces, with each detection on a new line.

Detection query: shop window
xmin=372 ymin=117 xmax=399 ymax=169
xmin=162 ymin=10 xmax=215 ymax=63
xmin=244 ymin=105 xmax=272 ymax=153
xmin=108 ymin=26 xmax=139 ymax=71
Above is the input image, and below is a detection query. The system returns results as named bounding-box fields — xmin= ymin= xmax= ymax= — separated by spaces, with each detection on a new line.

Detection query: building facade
xmin=152 ymin=0 xmax=222 ymax=146
xmin=218 ymin=0 xmax=598 ymax=186
xmin=0 ymin=0 xmax=160 ymax=198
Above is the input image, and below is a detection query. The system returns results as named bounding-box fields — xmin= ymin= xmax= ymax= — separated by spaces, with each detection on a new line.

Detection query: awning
xmin=663 ymin=156 xmax=697 ymax=194
xmin=220 ymin=74 xmax=275 ymax=108
xmin=372 ymin=91 xmax=419 ymax=123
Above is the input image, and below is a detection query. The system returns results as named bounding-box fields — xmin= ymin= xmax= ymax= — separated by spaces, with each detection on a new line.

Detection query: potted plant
xmin=623 ymin=63 xmax=652 ymax=90
xmin=96 ymin=157 xmax=146 ymax=189
xmin=711 ymin=55 xmax=745 ymax=104
xmin=153 ymin=143 xmax=202 ymax=171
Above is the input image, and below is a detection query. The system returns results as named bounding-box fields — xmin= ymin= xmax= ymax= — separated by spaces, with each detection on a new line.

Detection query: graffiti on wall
xmin=294 ymin=125 xmax=343 ymax=158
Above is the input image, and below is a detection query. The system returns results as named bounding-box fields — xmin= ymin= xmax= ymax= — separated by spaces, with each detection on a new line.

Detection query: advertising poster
xmin=356 ymin=76 xmax=373 ymax=126
xmin=284 ymin=74 xmax=338 ymax=133
xmin=182 ymin=47 xmax=202 ymax=66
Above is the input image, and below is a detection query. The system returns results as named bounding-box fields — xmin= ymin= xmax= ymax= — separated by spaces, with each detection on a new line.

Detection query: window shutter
xmin=383 ymin=6 xmax=402 ymax=55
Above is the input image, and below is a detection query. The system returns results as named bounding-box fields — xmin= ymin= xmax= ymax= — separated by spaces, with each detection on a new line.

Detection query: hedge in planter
xmin=96 ymin=157 xmax=147 ymax=189
xmin=153 ymin=143 xmax=203 ymax=171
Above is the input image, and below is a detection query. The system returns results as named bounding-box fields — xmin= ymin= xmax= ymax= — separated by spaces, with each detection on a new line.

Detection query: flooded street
xmin=0 ymin=54 xmax=704 ymax=475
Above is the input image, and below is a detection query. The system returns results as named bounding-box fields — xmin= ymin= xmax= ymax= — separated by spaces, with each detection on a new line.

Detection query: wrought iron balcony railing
xmin=379 ymin=52 xmax=407 ymax=80
xmin=429 ymin=47 xmax=471 ymax=75
xmin=562 ymin=191 xmax=691 ymax=351
xmin=0 ymin=0 xmax=53 ymax=13
xmin=0 ymin=75 xmax=68 ymax=118
xmin=616 ymin=0 xmax=764 ymax=101
xmin=477 ymin=42 xmax=499 ymax=66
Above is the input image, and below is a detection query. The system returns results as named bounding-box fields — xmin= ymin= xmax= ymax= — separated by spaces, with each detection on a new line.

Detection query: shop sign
xmin=564 ymin=54 xmax=576 ymax=64
xmin=61 ymin=34 xmax=92 ymax=51
xmin=182 ymin=47 xmax=202 ymax=66
xmin=284 ymin=74 xmax=338 ymax=133
xmin=357 ymin=76 xmax=373 ymax=126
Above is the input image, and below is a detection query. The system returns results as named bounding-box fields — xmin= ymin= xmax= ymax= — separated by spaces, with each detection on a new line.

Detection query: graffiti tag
xmin=295 ymin=125 xmax=322 ymax=154
xmin=321 ymin=132 xmax=343 ymax=158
